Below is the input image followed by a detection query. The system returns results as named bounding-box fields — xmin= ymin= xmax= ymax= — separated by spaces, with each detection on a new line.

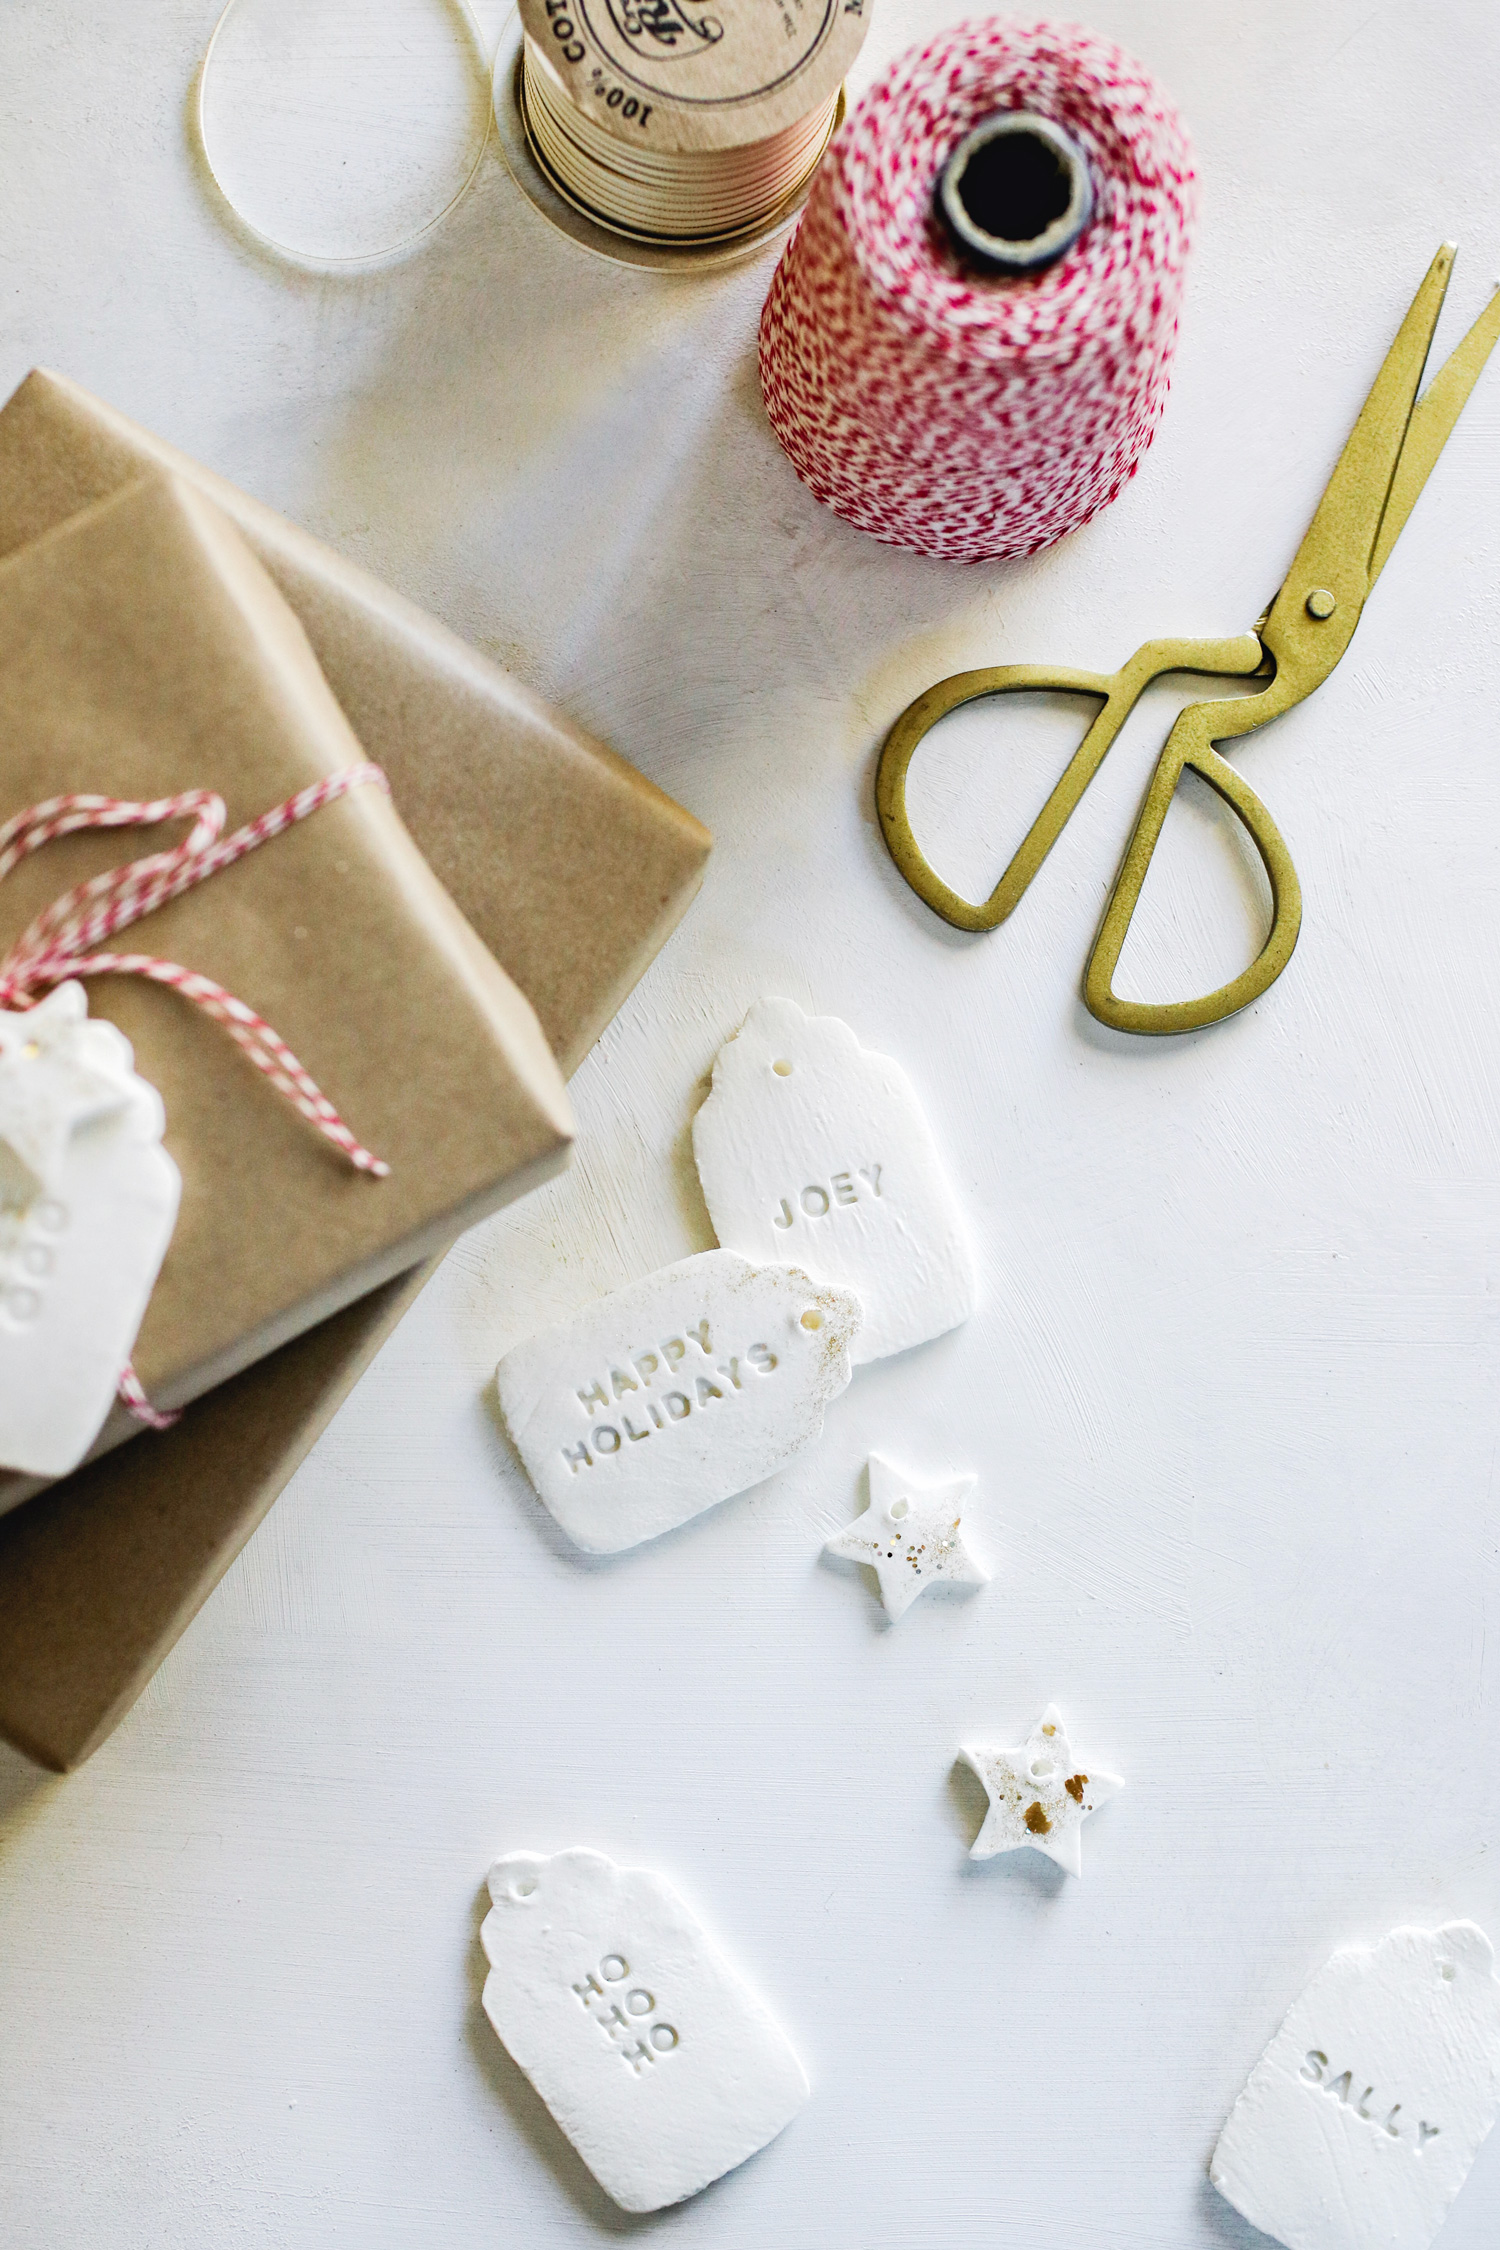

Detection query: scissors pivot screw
xmin=1305 ymin=587 xmax=1337 ymax=619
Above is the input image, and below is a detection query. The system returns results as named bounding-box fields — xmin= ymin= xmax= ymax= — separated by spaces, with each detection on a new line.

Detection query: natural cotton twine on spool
xmin=516 ymin=0 xmax=867 ymax=249
xmin=758 ymin=19 xmax=1197 ymax=562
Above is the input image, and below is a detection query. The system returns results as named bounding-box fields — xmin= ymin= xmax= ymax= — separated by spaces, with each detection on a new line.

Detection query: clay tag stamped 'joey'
xmin=692 ymin=997 xmax=976 ymax=1365
xmin=494 ymin=1249 xmax=861 ymax=1552
xmin=481 ymin=1848 xmax=809 ymax=2214
xmin=0 ymin=983 xmax=180 ymax=1477
xmin=1211 ymin=1922 xmax=1500 ymax=2250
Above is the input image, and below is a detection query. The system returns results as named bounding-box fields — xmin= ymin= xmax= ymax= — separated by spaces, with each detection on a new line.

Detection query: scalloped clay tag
xmin=494 ymin=1248 xmax=860 ymax=1552
xmin=481 ymin=1848 xmax=809 ymax=2213
xmin=693 ymin=998 xmax=976 ymax=1364
xmin=1211 ymin=1921 xmax=1500 ymax=2250
xmin=0 ymin=983 xmax=180 ymax=1477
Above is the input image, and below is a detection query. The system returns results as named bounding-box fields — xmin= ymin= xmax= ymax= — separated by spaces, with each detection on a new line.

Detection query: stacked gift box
xmin=0 ymin=373 xmax=710 ymax=1770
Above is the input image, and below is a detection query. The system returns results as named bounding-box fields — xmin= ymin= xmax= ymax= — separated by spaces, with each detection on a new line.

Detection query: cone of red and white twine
xmin=758 ymin=19 xmax=1197 ymax=563
xmin=0 ymin=766 xmax=391 ymax=1429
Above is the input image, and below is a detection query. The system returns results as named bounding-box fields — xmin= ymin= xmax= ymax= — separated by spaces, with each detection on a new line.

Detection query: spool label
xmin=521 ymin=0 xmax=866 ymax=148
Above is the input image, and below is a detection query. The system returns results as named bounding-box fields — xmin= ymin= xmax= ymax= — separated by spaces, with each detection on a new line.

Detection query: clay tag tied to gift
xmin=1211 ymin=1922 xmax=1500 ymax=2250
xmin=481 ymin=1848 xmax=809 ymax=2213
xmin=824 ymin=1454 xmax=988 ymax=1621
xmin=960 ymin=1704 xmax=1123 ymax=1877
xmin=0 ymin=983 xmax=180 ymax=1477
xmin=495 ymin=1250 xmax=861 ymax=1552
xmin=692 ymin=998 xmax=976 ymax=1364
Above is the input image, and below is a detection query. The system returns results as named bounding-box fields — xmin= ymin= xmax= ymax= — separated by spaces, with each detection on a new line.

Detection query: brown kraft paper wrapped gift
xmin=0 ymin=370 xmax=707 ymax=1065
xmin=0 ymin=470 xmax=579 ymax=1508
xmin=0 ymin=379 xmax=709 ymax=1772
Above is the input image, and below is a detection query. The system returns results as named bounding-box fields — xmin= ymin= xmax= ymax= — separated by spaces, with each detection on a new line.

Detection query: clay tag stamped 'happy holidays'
xmin=495 ymin=1249 xmax=860 ymax=1552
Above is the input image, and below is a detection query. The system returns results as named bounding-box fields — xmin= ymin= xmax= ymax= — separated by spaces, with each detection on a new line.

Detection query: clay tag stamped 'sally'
xmin=1211 ymin=1921 xmax=1500 ymax=2250
xmin=480 ymin=1847 xmax=809 ymax=2213
xmin=692 ymin=997 xmax=976 ymax=1365
xmin=0 ymin=983 xmax=180 ymax=1476
xmin=494 ymin=1248 xmax=860 ymax=1552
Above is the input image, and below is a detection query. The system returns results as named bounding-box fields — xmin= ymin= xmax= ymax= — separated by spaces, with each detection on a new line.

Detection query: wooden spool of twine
xmin=516 ymin=0 xmax=866 ymax=247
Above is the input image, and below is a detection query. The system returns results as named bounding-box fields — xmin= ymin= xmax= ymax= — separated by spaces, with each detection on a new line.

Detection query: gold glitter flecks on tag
xmin=822 ymin=1455 xmax=988 ymax=1623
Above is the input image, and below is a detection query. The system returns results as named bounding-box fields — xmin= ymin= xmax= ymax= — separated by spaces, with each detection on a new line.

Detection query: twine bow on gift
xmin=0 ymin=765 xmax=392 ymax=1431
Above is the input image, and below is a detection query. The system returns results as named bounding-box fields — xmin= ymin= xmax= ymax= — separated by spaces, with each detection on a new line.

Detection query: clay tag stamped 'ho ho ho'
xmin=494 ymin=1248 xmax=860 ymax=1552
xmin=1211 ymin=1921 xmax=1500 ymax=2250
xmin=0 ymin=982 xmax=180 ymax=1477
xmin=692 ymin=997 xmax=976 ymax=1365
xmin=480 ymin=1847 xmax=809 ymax=2213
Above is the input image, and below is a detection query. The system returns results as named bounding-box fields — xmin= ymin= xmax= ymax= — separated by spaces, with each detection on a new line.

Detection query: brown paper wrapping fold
xmin=0 ymin=378 xmax=709 ymax=1770
xmin=0 ymin=471 xmax=579 ymax=1497
xmin=0 ymin=1264 xmax=431 ymax=1771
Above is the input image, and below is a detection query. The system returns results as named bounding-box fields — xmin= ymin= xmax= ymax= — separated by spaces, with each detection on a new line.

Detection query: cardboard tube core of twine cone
xmin=938 ymin=111 xmax=1093 ymax=272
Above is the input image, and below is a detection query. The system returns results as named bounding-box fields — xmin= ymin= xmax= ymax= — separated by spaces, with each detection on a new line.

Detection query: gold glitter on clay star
xmin=822 ymin=1454 xmax=988 ymax=1621
xmin=960 ymin=1704 xmax=1123 ymax=1877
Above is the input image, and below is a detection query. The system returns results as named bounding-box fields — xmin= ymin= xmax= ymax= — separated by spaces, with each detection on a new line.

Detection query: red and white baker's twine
xmin=0 ymin=765 xmax=391 ymax=1430
xmin=758 ymin=19 xmax=1197 ymax=563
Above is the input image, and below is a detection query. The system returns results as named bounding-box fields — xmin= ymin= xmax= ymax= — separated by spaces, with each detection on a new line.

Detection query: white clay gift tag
xmin=495 ymin=1249 xmax=861 ymax=1553
xmin=824 ymin=1454 xmax=988 ymax=1621
xmin=1211 ymin=1921 xmax=1500 ymax=2250
xmin=692 ymin=997 xmax=976 ymax=1364
xmin=0 ymin=982 xmax=180 ymax=1477
xmin=480 ymin=1848 xmax=809 ymax=2213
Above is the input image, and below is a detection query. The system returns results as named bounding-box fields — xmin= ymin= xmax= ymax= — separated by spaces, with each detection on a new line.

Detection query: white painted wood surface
xmin=3 ymin=2 xmax=1500 ymax=2243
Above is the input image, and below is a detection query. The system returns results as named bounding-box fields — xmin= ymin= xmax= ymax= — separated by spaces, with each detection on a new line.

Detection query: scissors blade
xmin=1369 ymin=276 xmax=1500 ymax=584
xmin=1263 ymin=244 xmax=1455 ymax=667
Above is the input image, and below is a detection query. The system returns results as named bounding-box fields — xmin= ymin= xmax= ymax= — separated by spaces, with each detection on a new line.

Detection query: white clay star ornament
xmin=822 ymin=1454 xmax=988 ymax=1620
xmin=960 ymin=1704 xmax=1123 ymax=1876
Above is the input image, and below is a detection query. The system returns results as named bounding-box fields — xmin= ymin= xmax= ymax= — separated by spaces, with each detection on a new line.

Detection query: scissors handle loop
xmin=1083 ymin=699 xmax=1303 ymax=1034
xmin=877 ymin=661 xmax=1117 ymax=932
xmin=875 ymin=632 xmax=1300 ymax=1031
xmin=875 ymin=634 xmax=1264 ymax=935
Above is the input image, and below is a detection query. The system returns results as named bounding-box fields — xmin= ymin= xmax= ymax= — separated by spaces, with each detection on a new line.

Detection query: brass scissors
xmin=876 ymin=244 xmax=1500 ymax=1033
